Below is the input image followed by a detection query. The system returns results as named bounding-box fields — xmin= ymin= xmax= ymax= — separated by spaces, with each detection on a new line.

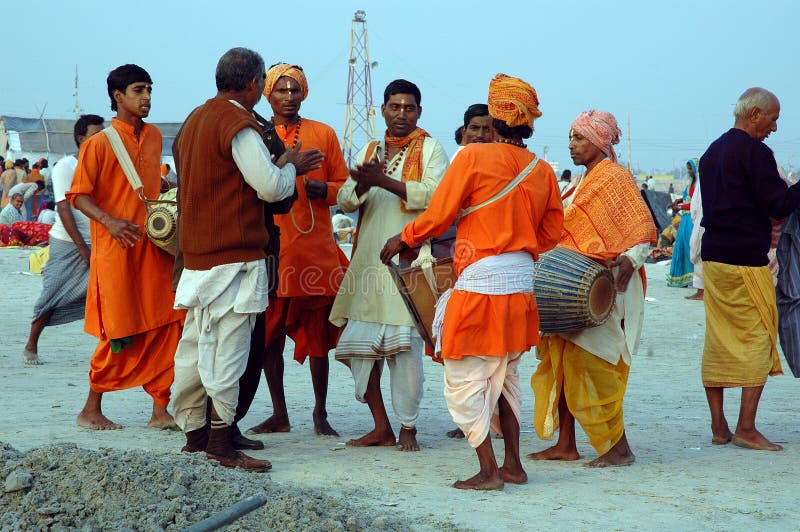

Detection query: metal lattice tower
xmin=343 ymin=10 xmax=376 ymax=166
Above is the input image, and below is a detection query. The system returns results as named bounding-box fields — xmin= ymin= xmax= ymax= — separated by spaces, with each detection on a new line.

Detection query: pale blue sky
xmin=4 ymin=0 xmax=799 ymax=175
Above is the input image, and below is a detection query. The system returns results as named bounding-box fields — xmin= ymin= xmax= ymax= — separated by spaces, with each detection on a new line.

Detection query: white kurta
xmin=329 ymin=136 xmax=448 ymax=328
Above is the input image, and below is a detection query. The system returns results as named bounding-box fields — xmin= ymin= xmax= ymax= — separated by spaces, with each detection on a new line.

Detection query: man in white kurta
xmin=330 ymin=79 xmax=448 ymax=451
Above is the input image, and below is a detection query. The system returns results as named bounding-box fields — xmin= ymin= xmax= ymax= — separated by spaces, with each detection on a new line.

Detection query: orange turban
xmin=264 ymin=63 xmax=308 ymax=101
xmin=570 ymin=110 xmax=622 ymax=163
xmin=487 ymin=73 xmax=542 ymax=128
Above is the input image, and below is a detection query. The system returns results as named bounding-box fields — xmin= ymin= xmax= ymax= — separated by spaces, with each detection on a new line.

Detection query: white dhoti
xmin=171 ymin=261 xmax=267 ymax=432
xmin=437 ymin=252 xmax=533 ymax=448
xmin=444 ymin=351 xmax=523 ymax=448
xmin=338 ymin=320 xmax=425 ymax=428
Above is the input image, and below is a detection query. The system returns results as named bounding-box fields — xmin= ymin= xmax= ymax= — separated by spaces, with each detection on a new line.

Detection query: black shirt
xmin=700 ymin=128 xmax=800 ymax=266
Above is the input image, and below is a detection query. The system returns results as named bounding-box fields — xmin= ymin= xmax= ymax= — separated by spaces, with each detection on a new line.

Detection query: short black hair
xmin=492 ymin=118 xmax=532 ymax=140
xmin=74 ymin=114 xmax=105 ymax=148
xmin=107 ymin=64 xmax=152 ymax=111
xmin=216 ymin=47 xmax=265 ymax=92
xmin=561 ymin=169 xmax=572 ymax=180
xmin=454 ymin=126 xmax=463 ymax=145
xmin=463 ymin=103 xmax=489 ymax=128
xmin=383 ymin=79 xmax=421 ymax=106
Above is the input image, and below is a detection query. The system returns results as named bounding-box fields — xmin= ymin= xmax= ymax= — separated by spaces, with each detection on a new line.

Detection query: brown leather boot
xmin=206 ymin=424 xmax=271 ymax=472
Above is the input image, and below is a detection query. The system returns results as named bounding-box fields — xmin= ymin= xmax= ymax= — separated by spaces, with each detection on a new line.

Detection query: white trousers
xmin=349 ymin=331 xmax=425 ymax=428
xmin=171 ymin=277 xmax=256 ymax=432
xmin=443 ymin=352 xmax=523 ymax=448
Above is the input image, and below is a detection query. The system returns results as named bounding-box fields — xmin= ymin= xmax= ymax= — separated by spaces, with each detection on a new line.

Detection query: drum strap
xmin=411 ymin=155 xmax=540 ymax=299
xmin=458 ymin=155 xmax=539 ymax=220
xmin=104 ymin=126 xmax=149 ymax=203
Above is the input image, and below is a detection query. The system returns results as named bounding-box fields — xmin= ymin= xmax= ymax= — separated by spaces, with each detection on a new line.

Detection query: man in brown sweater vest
xmin=170 ymin=47 xmax=323 ymax=472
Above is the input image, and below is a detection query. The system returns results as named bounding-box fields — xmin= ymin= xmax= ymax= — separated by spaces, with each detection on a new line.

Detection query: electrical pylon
xmin=343 ymin=10 xmax=376 ymax=166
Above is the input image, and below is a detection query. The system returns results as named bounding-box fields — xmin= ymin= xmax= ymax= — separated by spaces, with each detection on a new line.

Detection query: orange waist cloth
xmin=265 ymin=295 xmax=340 ymax=363
xmin=440 ymin=291 xmax=540 ymax=359
xmin=89 ymin=321 xmax=182 ymax=406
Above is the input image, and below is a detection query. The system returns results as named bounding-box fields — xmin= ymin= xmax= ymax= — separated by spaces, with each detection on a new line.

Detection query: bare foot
xmin=446 ymin=427 xmax=465 ymax=439
xmin=346 ymin=428 xmax=396 ymax=447
xmin=526 ymin=445 xmax=580 ymax=461
xmin=246 ymin=415 xmax=291 ymax=435
xmin=313 ymin=412 xmax=340 ymax=437
xmin=397 ymin=426 xmax=420 ymax=452
xmin=711 ymin=431 xmax=733 ymax=445
xmin=711 ymin=423 xmax=733 ymax=445
xmin=77 ymin=410 xmax=122 ymax=430
xmin=453 ymin=471 xmax=504 ymax=491
xmin=586 ymin=448 xmax=636 ymax=468
xmin=23 ymin=349 xmax=43 ymax=365
xmin=685 ymin=290 xmax=704 ymax=300
xmin=147 ymin=411 xmax=178 ymax=430
xmin=499 ymin=466 xmax=528 ymax=484
xmin=732 ymin=431 xmax=783 ymax=451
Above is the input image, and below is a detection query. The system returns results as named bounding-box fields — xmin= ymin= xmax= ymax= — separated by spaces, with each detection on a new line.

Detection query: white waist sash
xmin=432 ymin=251 xmax=534 ymax=353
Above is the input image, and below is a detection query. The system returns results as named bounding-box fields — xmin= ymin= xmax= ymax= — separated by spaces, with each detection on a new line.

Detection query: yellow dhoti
xmin=702 ymin=261 xmax=782 ymax=387
xmin=532 ymin=336 xmax=629 ymax=455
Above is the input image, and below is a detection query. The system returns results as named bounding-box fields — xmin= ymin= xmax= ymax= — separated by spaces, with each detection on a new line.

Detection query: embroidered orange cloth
xmin=560 ymin=159 xmax=656 ymax=261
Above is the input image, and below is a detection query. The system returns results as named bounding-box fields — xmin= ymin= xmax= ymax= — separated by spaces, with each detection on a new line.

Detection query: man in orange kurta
xmin=246 ymin=64 xmax=349 ymax=437
xmin=382 ymin=74 xmax=563 ymax=490
xmin=67 ymin=64 xmax=184 ymax=430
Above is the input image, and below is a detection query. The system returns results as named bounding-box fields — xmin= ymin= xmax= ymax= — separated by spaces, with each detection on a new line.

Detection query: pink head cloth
xmin=570 ymin=110 xmax=622 ymax=163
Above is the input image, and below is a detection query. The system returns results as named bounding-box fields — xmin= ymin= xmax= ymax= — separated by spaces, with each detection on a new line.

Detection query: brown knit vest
xmin=175 ymin=98 xmax=268 ymax=270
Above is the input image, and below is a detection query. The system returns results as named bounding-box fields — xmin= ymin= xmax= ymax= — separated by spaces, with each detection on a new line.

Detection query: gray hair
xmin=9 ymin=193 xmax=23 ymax=201
xmin=733 ymin=87 xmax=777 ymax=120
xmin=215 ymin=47 xmax=265 ymax=92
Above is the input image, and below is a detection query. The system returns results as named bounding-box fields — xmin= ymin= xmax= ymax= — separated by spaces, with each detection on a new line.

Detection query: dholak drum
xmin=533 ymin=247 xmax=616 ymax=332
xmin=389 ymin=243 xmax=616 ymax=351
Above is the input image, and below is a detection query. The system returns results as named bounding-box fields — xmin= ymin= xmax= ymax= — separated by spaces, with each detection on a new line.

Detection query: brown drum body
xmin=533 ymin=247 xmax=616 ymax=332
xmin=389 ymin=245 xmax=616 ymax=351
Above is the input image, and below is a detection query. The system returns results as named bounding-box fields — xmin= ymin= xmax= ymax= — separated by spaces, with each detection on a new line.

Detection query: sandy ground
xmin=2 ymin=246 xmax=800 ymax=530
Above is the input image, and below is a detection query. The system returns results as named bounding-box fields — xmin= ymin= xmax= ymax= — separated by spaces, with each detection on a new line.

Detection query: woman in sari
xmin=666 ymin=158 xmax=698 ymax=287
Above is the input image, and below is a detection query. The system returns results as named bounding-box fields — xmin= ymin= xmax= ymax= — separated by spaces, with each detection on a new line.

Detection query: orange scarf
xmin=561 ymin=159 xmax=656 ymax=261
xmin=384 ymin=127 xmax=429 ymax=212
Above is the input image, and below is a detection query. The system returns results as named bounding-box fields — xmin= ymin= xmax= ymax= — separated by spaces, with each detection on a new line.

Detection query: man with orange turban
xmin=381 ymin=73 xmax=563 ymax=489
xmin=246 ymin=63 xmax=350 ymax=438
xmin=529 ymin=109 xmax=656 ymax=467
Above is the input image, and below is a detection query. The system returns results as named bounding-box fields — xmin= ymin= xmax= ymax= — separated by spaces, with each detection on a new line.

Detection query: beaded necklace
xmin=495 ymin=137 xmax=527 ymax=148
xmin=383 ymin=145 xmax=408 ymax=175
xmin=276 ymin=116 xmax=315 ymax=235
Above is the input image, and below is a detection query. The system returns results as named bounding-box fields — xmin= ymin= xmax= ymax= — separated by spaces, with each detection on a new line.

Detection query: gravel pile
xmin=0 ymin=442 xmax=460 ymax=531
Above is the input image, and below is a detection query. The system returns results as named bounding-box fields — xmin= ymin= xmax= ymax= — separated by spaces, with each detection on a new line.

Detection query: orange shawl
xmin=561 ymin=159 xmax=656 ymax=260
xmin=385 ymin=127 xmax=429 ymax=212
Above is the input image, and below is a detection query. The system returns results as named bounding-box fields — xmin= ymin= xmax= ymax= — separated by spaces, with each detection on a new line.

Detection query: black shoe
xmin=232 ymin=432 xmax=265 ymax=450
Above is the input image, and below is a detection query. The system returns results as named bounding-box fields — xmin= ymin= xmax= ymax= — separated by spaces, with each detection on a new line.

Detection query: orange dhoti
xmin=265 ymin=295 xmax=340 ymax=363
xmin=89 ymin=321 xmax=183 ymax=406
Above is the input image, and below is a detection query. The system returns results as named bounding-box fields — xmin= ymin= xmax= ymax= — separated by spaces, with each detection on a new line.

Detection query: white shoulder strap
xmin=103 ymin=126 xmax=144 ymax=193
xmin=459 ymin=155 xmax=539 ymax=219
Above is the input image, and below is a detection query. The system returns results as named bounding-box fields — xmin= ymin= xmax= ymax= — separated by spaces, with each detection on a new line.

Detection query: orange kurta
xmin=67 ymin=118 xmax=184 ymax=401
xmin=273 ymin=118 xmax=349 ymax=296
xmin=269 ymin=118 xmax=349 ymax=358
xmin=401 ymin=143 xmax=564 ymax=359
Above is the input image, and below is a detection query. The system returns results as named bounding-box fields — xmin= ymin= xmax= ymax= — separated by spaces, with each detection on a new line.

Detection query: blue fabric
xmin=667 ymin=212 xmax=694 ymax=287
xmin=776 ymin=210 xmax=800 ymax=377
